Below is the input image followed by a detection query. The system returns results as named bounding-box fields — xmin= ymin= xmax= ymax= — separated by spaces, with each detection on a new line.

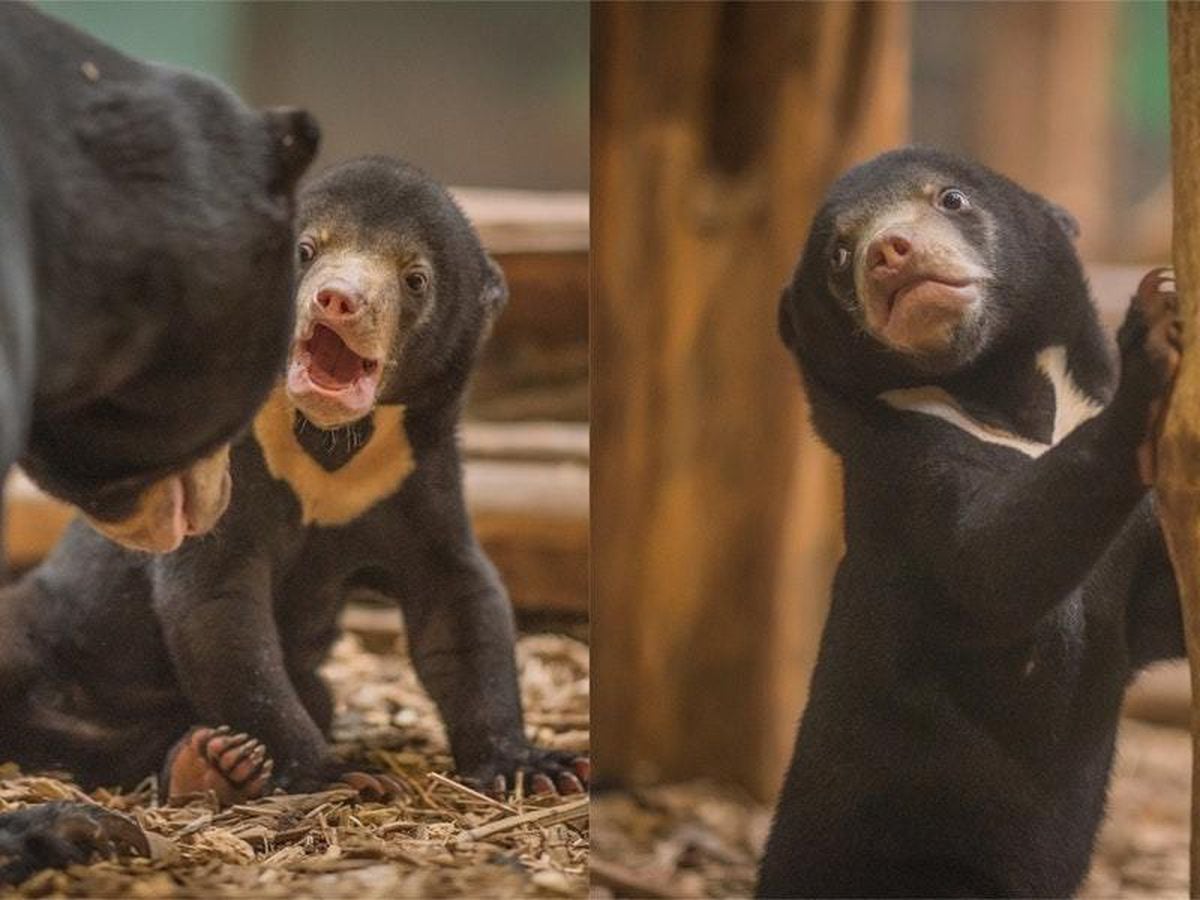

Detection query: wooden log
xmin=3 ymin=476 xmax=73 ymax=572
xmin=591 ymin=2 xmax=908 ymax=800
xmin=467 ymin=458 xmax=588 ymax=615
xmin=462 ymin=422 xmax=588 ymax=465
xmin=1125 ymin=661 xmax=1191 ymax=730
xmin=450 ymin=189 xmax=589 ymax=423
xmin=453 ymin=190 xmax=588 ymax=365
xmin=452 ymin=189 xmax=588 ymax=256
xmin=4 ymin=423 xmax=588 ymax=615
xmin=485 ymin=252 xmax=588 ymax=350
xmin=1156 ymin=4 xmax=1200 ymax=891
xmin=339 ymin=605 xmax=404 ymax=654
xmin=470 ymin=250 xmax=589 ymax=423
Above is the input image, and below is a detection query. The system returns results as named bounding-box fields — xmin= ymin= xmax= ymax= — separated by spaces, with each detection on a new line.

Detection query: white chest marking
xmin=878 ymin=345 xmax=1103 ymax=458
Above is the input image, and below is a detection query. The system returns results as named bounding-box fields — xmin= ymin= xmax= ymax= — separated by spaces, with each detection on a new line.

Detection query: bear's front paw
xmin=461 ymin=744 xmax=589 ymax=798
xmin=275 ymin=759 xmax=407 ymax=803
xmin=163 ymin=725 xmax=274 ymax=807
xmin=1119 ymin=267 xmax=1182 ymax=483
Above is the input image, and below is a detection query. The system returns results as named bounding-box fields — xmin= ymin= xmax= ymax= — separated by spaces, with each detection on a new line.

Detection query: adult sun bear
xmin=758 ymin=148 xmax=1183 ymax=898
xmin=0 ymin=3 xmax=318 ymax=552
xmin=0 ymin=2 xmax=317 ymax=882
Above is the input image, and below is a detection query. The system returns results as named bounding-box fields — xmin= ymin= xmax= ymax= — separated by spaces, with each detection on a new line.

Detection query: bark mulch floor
xmin=0 ymin=629 xmax=589 ymax=898
xmin=590 ymin=718 xmax=1189 ymax=899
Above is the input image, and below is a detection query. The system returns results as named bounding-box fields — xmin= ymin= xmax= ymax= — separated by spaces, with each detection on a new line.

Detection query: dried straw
xmin=0 ymin=624 xmax=589 ymax=898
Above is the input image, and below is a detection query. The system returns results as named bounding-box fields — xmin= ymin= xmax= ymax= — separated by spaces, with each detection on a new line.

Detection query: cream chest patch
xmin=252 ymin=387 xmax=414 ymax=526
xmin=878 ymin=344 xmax=1103 ymax=458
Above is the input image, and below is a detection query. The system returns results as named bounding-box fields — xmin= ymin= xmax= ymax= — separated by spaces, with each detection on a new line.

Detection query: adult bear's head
xmin=18 ymin=50 xmax=319 ymax=552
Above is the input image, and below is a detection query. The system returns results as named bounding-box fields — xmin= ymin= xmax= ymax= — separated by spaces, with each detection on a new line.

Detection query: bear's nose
xmin=868 ymin=232 xmax=913 ymax=276
xmin=314 ymin=286 xmax=362 ymax=319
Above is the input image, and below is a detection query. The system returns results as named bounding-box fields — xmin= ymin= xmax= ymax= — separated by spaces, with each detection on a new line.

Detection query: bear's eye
xmin=298 ymin=239 xmax=316 ymax=264
xmin=405 ymin=271 xmax=429 ymax=293
xmin=830 ymin=245 xmax=851 ymax=273
xmin=936 ymin=188 xmax=970 ymax=212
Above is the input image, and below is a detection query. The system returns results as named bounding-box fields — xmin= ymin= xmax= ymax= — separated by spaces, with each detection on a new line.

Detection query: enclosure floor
xmin=1082 ymin=718 xmax=1189 ymax=898
xmin=590 ymin=718 xmax=1189 ymax=898
xmin=0 ymin=630 xmax=589 ymax=898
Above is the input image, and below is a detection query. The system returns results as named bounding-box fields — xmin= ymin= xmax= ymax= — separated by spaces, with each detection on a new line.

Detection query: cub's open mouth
xmin=302 ymin=323 xmax=379 ymax=391
xmin=287 ymin=321 xmax=383 ymax=427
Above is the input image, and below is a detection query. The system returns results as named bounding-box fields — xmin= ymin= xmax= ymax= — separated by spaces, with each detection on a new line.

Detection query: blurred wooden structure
xmin=1157 ymin=3 xmax=1200 ymax=890
xmin=4 ymin=189 xmax=588 ymax=617
xmin=461 ymin=190 xmax=589 ymax=615
xmin=1126 ymin=662 xmax=1191 ymax=730
xmin=972 ymin=4 xmax=1118 ymax=260
xmin=461 ymin=190 xmax=589 ymax=423
xmin=4 ymin=425 xmax=587 ymax=615
xmin=914 ymin=4 xmax=1129 ymax=262
xmin=592 ymin=2 xmax=908 ymax=800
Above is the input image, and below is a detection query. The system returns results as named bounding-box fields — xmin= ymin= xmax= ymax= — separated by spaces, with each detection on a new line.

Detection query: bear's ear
xmin=263 ymin=107 xmax=320 ymax=195
xmin=1039 ymin=197 xmax=1081 ymax=242
xmin=481 ymin=256 xmax=509 ymax=318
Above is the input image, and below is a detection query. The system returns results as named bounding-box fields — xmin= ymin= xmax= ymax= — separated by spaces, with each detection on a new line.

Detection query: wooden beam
xmin=442 ymin=189 xmax=588 ymax=423
xmin=3 ymin=476 xmax=73 ymax=572
xmin=1156 ymin=3 xmax=1200 ymax=892
xmin=467 ymin=458 xmax=588 ymax=615
xmin=462 ymin=422 xmax=588 ymax=465
xmin=485 ymin=252 xmax=588 ymax=350
xmin=452 ymin=188 xmax=588 ymax=256
xmin=470 ymin=249 xmax=589 ymax=423
xmin=1125 ymin=662 xmax=1191 ymax=729
xmin=592 ymin=1 xmax=908 ymax=800
xmin=4 ymin=423 xmax=588 ymax=615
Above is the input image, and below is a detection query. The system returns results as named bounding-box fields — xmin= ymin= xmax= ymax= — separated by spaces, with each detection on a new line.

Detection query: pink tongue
xmin=309 ymin=325 xmax=362 ymax=386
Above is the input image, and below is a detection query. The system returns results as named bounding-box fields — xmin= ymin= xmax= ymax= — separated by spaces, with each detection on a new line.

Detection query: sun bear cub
xmin=760 ymin=148 xmax=1181 ymax=898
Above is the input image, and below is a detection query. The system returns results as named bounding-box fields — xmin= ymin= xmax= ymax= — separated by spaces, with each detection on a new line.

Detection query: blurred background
xmin=913 ymin=1 xmax=1169 ymax=263
xmin=41 ymin=1 xmax=588 ymax=190
xmin=4 ymin=5 xmax=588 ymax=894
xmin=14 ymin=0 xmax=589 ymax=625
xmin=592 ymin=3 xmax=1183 ymax=897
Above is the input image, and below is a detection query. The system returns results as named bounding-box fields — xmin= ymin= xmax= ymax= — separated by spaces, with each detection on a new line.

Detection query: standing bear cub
xmin=759 ymin=148 xmax=1181 ymax=897
xmin=0 ymin=157 xmax=588 ymax=803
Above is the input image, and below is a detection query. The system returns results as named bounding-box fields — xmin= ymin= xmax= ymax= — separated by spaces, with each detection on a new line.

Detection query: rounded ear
xmin=482 ymin=256 xmax=509 ymax=317
xmin=1039 ymin=197 xmax=1081 ymax=242
xmin=264 ymin=107 xmax=320 ymax=195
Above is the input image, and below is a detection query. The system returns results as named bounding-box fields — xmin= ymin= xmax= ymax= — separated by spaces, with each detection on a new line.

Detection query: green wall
xmin=35 ymin=1 xmax=247 ymax=85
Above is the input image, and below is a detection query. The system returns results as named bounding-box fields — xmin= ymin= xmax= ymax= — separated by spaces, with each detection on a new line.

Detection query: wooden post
xmin=970 ymin=3 xmax=1117 ymax=259
xmin=592 ymin=2 xmax=908 ymax=799
xmin=1158 ymin=3 xmax=1200 ymax=893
